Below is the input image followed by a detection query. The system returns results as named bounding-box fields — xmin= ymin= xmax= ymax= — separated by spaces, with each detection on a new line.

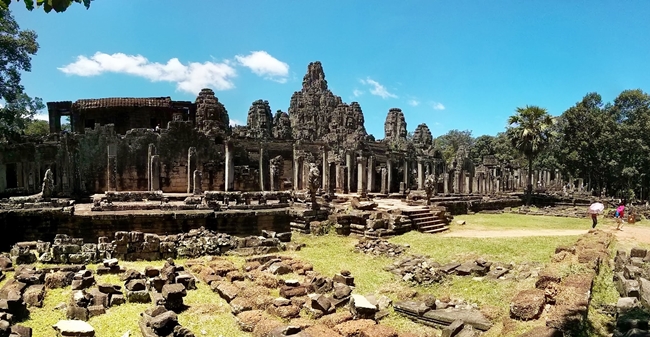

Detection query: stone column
xmin=193 ymin=170 xmax=202 ymax=195
xmin=403 ymin=160 xmax=409 ymax=190
xmin=147 ymin=144 xmax=156 ymax=191
xmin=150 ymin=155 xmax=160 ymax=191
xmin=346 ymin=152 xmax=353 ymax=194
xmin=380 ymin=167 xmax=387 ymax=194
xmin=443 ymin=173 xmax=449 ymax=194
xmin=367 ymin=156 xmax=374 ymax=193
xmin=187 ymin=147 xmax=197 ymax=194
xmin=545 ymin=170 xmax=551 ymax=187
xmin=387 ymin=160 xmax=393 ymax=194
xmin=357 ymin=156 xmax=367 ymax=197
xmin=107 ymin=144 xmax=117 ymax=191
xmin=417 ymin=160 xmax=424 ymax=190
xmin=336 ymin=163 xmax=347 ymax=194
xmin=322 ymin=148 xmax=329 ymax=193
xmin=259 ymin=147 xmax=265 ymax=191
xmin=225 ymin=142 xmax=234 ymax=191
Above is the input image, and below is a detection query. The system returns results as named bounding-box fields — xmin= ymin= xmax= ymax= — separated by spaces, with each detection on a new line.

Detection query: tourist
xmin=588 ymin=202 xmax=604 ymax=228
xmin=615 ymin=203 xmax=626 ymax=230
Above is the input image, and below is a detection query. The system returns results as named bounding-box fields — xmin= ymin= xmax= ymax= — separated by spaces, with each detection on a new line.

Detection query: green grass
xmin=454 ymin=213 xmax=591 ymax=231
xmin=390 ymin=230 xmax=577 ymax=264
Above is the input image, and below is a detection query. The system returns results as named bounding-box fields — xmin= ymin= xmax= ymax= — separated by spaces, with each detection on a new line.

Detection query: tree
xmin=0 ymin=9 xmax=44 ymax=140
xmin=24 ymin=118 xmax=48 ymax=135
xmin=433 ymin=129 xmax=473 ymax=165
xmin=1 ymin=0 xmax=91 ymax=13
xmin=507 ymin=105 xmax=554 ymax=204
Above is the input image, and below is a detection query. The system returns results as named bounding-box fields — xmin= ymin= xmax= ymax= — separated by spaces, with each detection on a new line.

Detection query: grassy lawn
xmin=0 ymin=213 xmax=624 ymax=337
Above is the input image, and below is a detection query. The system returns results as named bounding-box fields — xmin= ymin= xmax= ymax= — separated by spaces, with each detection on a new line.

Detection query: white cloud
xmin=235 ymin=51 xmax=289 ymax=83
xmin=353 ymin=89 xmax=363 ymax=97
xmin=431 ymin=101 xmax=445 ymax=110
xmin=58 ymin=52 xmax=238 ymax=94
xmin=34 ymin=113 xmax=49 ymax=121
xmin=408 ymin=99 xmax=420 ymax=107
xmin=359 ymin=78 xmax=397 ymax=99
xmin=229 ymin=119 xmax=243 ymax=127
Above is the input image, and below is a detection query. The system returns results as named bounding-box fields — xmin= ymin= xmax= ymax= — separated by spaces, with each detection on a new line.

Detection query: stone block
xmin=162 ymin=284 xmax=186 ymax=301
xmin=23 ymin=285 xmax=45 ymax=307
xmin=126 ymin=290 xmax=150 ymax=303
xmin=87 ymin=305 xmax=105 ymax=318
xmin=510 ymin=289 xmax=545 ymax=320
xmin=631 ymin=247 xmax=648 ymax=258
xmin=109 ymin=294 xmax=125 ymax=307
xmin=52 ymin=320 xmax=95 ymax=337
xmin=349 ymin=294 xmax=377 ymax=319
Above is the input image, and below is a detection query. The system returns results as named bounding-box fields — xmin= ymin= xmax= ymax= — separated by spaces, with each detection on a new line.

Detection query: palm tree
xmin=507 ymin=105 xmax=554 ymax=204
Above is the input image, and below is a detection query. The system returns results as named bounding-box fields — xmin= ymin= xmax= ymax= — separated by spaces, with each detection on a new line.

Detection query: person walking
xmin=615 ymin=203 xmax=626 ymax=230
xmin=588 ymin=202 xmax=604 ymax=228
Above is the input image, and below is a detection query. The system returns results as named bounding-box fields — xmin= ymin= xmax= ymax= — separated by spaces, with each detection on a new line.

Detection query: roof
xmin=72 ymin=97 xmax=173 ymax=110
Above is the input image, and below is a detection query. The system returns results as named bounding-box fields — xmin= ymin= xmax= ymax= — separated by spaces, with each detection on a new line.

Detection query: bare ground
xmin=444 ymin=223 xmax=650 ymax=245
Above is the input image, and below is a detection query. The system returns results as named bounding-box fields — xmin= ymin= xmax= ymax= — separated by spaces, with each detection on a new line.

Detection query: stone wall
xmin=0 ymin=208 xmax=292 ymax=251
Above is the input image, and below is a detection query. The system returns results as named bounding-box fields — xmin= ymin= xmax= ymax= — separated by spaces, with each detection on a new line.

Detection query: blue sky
xmin=11 ymin=1 xmax=650 ymax=138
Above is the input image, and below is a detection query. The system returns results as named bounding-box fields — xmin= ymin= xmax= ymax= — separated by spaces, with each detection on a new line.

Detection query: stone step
xmin=410 ymin=213 xmax=438 ymax=220
xmin=419 ymin=226 xmax=449 ymax=234
xmin=414 ymin=219 xmax=447 ymax=227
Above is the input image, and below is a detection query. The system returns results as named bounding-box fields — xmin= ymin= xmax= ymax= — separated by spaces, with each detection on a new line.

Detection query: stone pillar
xmin=367 ymin=156 xmax=374 ymax=193
xmin=545 ymin=170 xmax=551 ymax=187
xmin=322 ymin=148 xmax=329 ymax=193
xmin=346 ymin=153 xmax=353 ymax=194
xmin=380 ymin=167 xmax=387 ymax=194
xmin=193 ymin=170 xmax=202 ymax=195
xmin=147 ymin=143 xmax=156 ymax=191
xmin=417 ymin=160 xmax=424 ymax=190
xmin=336 ymin=164 xmax=347 ymax=194
xmin=464 ymin=173 xmax=470 ymax=194
xmin=443 ymin=173 xmax=449 ymax=194
xmin=150 ymin=155 xmax=160 ymax=191
xmin=187 ymin=147 xmax=197 ymax=194
xmin=357 ymin=156 xmax=367 ymax=197
xmin=259 ymin=147 xmax=265 ymax=191
xmin=225 ymin=142 xmax=234 ymax=191
xmin=387 ymin=160 xmax=393 ymax=194
xmin=403 ymin=160 xmax=409 ymax=190
xmin=107 ymin=144 xmax=117 ymax=191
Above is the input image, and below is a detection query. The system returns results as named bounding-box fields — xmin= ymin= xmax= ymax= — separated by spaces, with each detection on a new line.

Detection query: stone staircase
xmin=402 ymin=207 xmax=449 ymax=234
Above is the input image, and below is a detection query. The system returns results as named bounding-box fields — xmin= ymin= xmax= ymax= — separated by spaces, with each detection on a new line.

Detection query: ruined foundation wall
xmin=0 ymin=209 xmax=291 ymax=251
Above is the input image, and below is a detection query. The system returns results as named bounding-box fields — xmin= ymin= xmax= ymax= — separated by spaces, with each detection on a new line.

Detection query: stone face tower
xmin=412 ymin=123 xmax=433 ymax=148
xmin=195 ymin=88 xmax=229 ymax=136
xmin=246 ymin=99 xmax=273 ymax=138
xmin=384 ymin=108 xmax=407 ymax=142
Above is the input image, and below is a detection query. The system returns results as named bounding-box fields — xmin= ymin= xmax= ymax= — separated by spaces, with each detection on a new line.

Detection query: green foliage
xmin=1 ymin=0 xmax=92 ymax=13
xmin=507 ymin=105 xmax=554 ymax=203
xmin=433 ymin=129 xmax=474 ymax=164
xmin=0 ymin=10 xmax=45 ymax=140
xmin=23 ymin=118 xmax=48 ymax=135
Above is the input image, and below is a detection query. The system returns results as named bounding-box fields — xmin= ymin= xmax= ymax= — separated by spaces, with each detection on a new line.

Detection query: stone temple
xmin=0 ymin=61 xmax=565 ymax=247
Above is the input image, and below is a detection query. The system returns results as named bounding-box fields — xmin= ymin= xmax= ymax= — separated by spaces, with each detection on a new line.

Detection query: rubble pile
xmin=354 ymin=238 xmax=409 ymax=257
xmin=0 ymin=265 xmax=48 ymax=337
xmin=9 ymin=227 xmax=294 ymax=265
xmin=610 ymin=246 xmax=650 ymax=337
xmin=394 ymin=297 xmax=492 ymax=335
xmin=510 ymin=229 xmax=613 ymax=336
xmin=385 ymin=255 xmax=511 ymax=285
xmin=139 ymin=305 xmax=195 ymax=337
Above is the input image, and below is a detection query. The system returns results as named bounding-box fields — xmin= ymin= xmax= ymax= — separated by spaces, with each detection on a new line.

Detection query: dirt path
xmin=443 ymin=224 xmax=650 ymax=244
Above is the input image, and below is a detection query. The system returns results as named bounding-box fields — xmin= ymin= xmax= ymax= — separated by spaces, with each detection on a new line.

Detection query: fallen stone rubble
xmin=394 ymin=299 xmax=492 ymax=334
xmin=185 ymin=254 xmax=427 ymax=336
xmin=610 ymin=246 xmax=650 ymax=337
xmin=139 ymin=305 xmax=195 ymax=337
xmin=9 ymin=227 xmax=293 ymax=265
xmin=511 ymin=229 xmax=612 ymax=336
xmin=385 ymin=255 xmax=512 ymax=285
xmin=354 ymin=238 xmax=409 ymax=257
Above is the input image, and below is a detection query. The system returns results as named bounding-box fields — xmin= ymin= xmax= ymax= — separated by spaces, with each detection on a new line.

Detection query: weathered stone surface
xmin=516 ymin=326 xmax=562 ymax=337
xmin=23 ymin=285 xmax=45 ymax=307
xmin=441 ymin=320 xmax=464 ymax=337
xmin=126 ymin=290 xmax=150 ymax=303
xmin=272 ymin=111 xmax=292 ymax=140
xmin=195 ymin=88 xmax=229 ymax=136
xmin=288 ymin=61 xmax=366 ymax=145
xmin=349 ymin=294 xmax=377 ymax=319
xmin=510 ymin=289 xmax=545 ymax=320
xmin=213 ymin=282 xmax=239 ymax=303
xmin=52 ymin=320 xmax=95 ymax=336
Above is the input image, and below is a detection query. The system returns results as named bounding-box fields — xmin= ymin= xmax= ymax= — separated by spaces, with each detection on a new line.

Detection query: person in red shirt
xmin=615 ymin=203 xmax=626 ymax=230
